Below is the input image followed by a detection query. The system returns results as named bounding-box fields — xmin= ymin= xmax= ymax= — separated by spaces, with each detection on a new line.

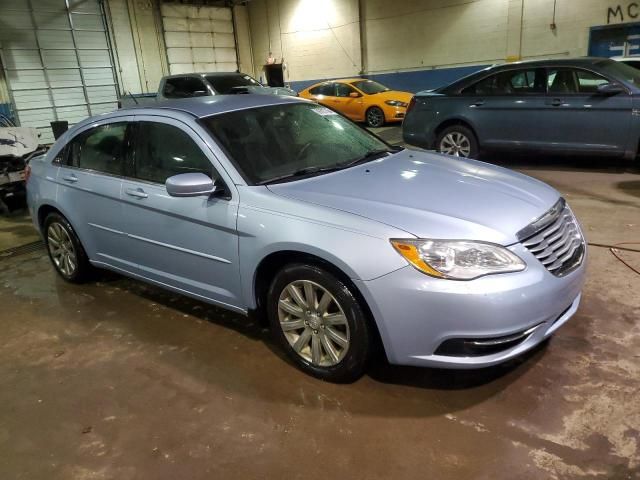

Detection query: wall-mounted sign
xmin=608 ymin=2 xmax=640 ymax=24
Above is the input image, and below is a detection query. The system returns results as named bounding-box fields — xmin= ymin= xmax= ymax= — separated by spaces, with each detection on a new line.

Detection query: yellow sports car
xmin=299 ymin=78 xmax=413 ymax=127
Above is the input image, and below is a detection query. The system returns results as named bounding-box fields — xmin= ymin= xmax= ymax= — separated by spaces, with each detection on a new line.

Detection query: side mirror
xmin=166 ymin=173 xmax=215 ymax=197
xmin=596 ymin=82 xmax=625 ymax=95
xmin=349 ymin=91 xmax=361 ymax=98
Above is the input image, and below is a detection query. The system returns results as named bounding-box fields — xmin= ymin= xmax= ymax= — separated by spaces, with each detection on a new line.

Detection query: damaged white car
xmin=0 ymin=114 xmax=44 ymax=212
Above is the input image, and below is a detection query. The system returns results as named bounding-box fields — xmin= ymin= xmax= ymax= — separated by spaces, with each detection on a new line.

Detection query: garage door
xmin=161 ymin=4 xmax=237 ymax=75
xmin=0 ymin=0 xmax=118 ymax=144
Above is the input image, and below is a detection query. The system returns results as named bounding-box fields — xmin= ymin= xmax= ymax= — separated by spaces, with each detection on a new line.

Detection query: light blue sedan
xmin=26 ymin=95 xmax=586 ymax=382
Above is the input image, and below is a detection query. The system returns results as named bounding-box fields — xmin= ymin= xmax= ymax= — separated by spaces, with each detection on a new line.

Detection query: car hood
xmin=267 ymin=149 xmax=560 ymax=245
xmin=373 ymin=90 xmax=413 ymax=103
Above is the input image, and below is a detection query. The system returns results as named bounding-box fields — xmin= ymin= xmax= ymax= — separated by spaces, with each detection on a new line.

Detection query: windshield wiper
xmin=259 ymin=148 xmax=399 ymax=185
xmin=340 ymin=148 xmax=395 ymax=168
xmin=258 ymin=165 xmax=343 ymax=185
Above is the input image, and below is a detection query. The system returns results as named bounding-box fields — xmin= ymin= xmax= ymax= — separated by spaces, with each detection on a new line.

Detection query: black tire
xmin=365 ymin=106 xmax=385 ymax=128
xmin=436 ymin=124 xmax=479 ymax=159
xmin=267 ymin=263 xmax=372 ymax=383
xmin=43 ymin=212 xmax=92 ymax=283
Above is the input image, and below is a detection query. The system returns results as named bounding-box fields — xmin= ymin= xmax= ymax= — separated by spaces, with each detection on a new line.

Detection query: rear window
xmin=206 ymin=74 xmax=261 ymax=94
xmin=163 ymin=77 xmax=208 ymax=99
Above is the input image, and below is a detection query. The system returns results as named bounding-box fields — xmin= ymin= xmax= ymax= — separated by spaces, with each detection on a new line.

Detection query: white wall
xmin=248 ymin=0 xmax=361 ymax=82
xmin=364 ymin=0 xmax=509 ymax=72
xmin=248 ymin=0 xmax=640 ymax=82
xmin=105 ymin=0 xmax=252 ymax=93
xmin=234 ymin=6 xmax=255 ymax=75
xmin=105 ymin=0 xmax=168 ymax=94
xmin=518 ymin=0 xmax=627 ymax=60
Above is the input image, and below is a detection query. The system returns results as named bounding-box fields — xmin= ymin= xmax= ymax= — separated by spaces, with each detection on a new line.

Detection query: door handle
xmin=61 ymin=174 xmax=78 ymax=183
xmin=125 ymin=188 xmax=148 ymax=199
xmin=550 ymin=98 xmax=563 ymax=106
xmin=470 ymin=100 xmax=485 ymax=107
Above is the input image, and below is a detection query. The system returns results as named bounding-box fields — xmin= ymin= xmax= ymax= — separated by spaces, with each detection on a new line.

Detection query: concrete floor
xmin=1 ymin=132 xmax=639 ymax=479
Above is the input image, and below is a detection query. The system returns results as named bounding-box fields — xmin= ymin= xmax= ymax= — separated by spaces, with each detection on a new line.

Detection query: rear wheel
xmin=44 ymin=212 xmax=91 ymax=283
xmin=365 ymin=106 xmax=385 ymax=128
xmin=267 ymin=263 xmax=372 ymax=383
xmin=436 ymin=125 xmax=479 ymax=159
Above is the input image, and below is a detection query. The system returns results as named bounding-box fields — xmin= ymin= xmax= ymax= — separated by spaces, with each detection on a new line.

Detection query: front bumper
xmin=382 ymin=105 xmax=407 ymax=122
xmin=355 ymin=243 xmax=586 ymax=368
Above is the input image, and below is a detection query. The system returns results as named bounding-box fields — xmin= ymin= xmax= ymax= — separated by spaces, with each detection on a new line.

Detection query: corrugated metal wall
xmin=161 ymin=4 xmax=237 ymax=75
xmin=0 ymin=0 xmax=119 ymax=143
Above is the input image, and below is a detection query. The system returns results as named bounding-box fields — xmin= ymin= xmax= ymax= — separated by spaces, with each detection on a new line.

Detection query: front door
xmin=118 ymin=117 xmax=243 ymax=310
xmin=332 ymin=83 xmax=364 ymax=120
xmin=540 ymin=67 xmax=631 ymax=154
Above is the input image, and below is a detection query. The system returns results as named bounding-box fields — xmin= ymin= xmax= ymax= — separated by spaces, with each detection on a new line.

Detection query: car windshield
xmin=596 ymin=59 xmax=640 ymax=87
xmin=206 ymin=74 xmax=262 ymax=94
xmin=202 ymin=103 xmax=393 ymax=184
xmin=351 ymin=80 xmax=390 ymax=94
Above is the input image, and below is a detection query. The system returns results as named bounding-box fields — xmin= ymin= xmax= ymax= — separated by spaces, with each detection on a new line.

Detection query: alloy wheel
xmin=439 ymin=132 xmax=471 ymax=157
xmin=277 ymin=280 xmax=350 ymax=367
xmin=367 ymin=108 xmax=384 ymax=128
xmin=47 ymin=222 xmax=77 ymax=277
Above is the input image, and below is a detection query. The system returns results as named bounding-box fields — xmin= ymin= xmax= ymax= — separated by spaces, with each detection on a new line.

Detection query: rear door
xmin=541 ymin=67 xmax=631 ymax=154
xmin=459 ymin=67 xmax=548 ymax=150
xmin=118 ymin=116 xmax=243 ymax=309
xmin=56 ymin=118 xmax=132 ymax=264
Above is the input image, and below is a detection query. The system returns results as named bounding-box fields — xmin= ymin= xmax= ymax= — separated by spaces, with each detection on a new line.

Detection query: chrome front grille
xmin=518 ymin=199 xmax=585 ymax=277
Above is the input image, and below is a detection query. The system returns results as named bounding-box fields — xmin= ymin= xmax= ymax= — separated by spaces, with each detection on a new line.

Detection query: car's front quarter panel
xmin=236 ymin=187 xmax=412 ymax=310
xmin=356 ymin=243 xmax=587 ymax=367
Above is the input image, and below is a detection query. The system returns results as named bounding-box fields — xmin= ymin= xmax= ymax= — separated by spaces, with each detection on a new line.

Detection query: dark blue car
xmin=402 ymin=57 xmax=640 ymax=160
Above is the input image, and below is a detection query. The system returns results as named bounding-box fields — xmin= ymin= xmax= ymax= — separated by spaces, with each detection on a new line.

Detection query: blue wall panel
xmin=288 ymin=64 xmax=489 ymax=94
xmin=0 ymin=103 xmax=14 ymax=123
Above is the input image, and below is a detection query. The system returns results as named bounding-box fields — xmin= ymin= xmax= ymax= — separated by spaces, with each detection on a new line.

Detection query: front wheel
xmin=365 ymin=106 xmax=385 ymax=128
xmin=436 ymin=125 xmax=479 ymax=159
xmin=267 ymin=264 xmax=372 ymax=383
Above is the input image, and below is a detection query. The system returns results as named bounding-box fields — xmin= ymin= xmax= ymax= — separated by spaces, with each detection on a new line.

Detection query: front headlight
xmin=385 ymin=100 xmax=407 ymax=107
xmin=390 ymin=239 xmax=526 ymax=280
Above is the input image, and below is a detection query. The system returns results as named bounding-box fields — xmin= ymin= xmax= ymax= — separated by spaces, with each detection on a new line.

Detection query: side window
xmin=507 ymin=69 xmax=546 ymax=93
xmin=576 ymin=70 xmax=610 ymax=93
xmin=163 ymin=77 xmax=208 ymax=99
xmin=67 ymin=123 xmax=127 ymax=176
xmin=547 ymin=68 xmax=578 ymax=94
xmin=335 ymin=83 xmax=355 ymax=97
xmin=134 ymin=122 xmax=216 ymax=184
xmin=312 ymin=83 xmax=335 ymax=96
xmin=462 ymin=74 xmax=498 ymax=95
xmin=462 ymin=69 xmax=545 ymax=95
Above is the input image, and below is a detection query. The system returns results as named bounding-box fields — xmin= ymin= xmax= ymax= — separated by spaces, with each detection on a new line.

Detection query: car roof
xmin=57 ymin=95 xmax=311 ymax=147
xmin=306 ymin=78 xmax=368 ymax=87
xmin=610 ymin=56 xmax=640 ymax=61
xmin=163 ymin=72 xmax=248 ymax=79
xmin=487 ymin=56 xmax=611 ymax=69
xmin=122 ymin=94 xmax=308 ymax=118
xmin=433 ymin=57 xmax=617 ymax=94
